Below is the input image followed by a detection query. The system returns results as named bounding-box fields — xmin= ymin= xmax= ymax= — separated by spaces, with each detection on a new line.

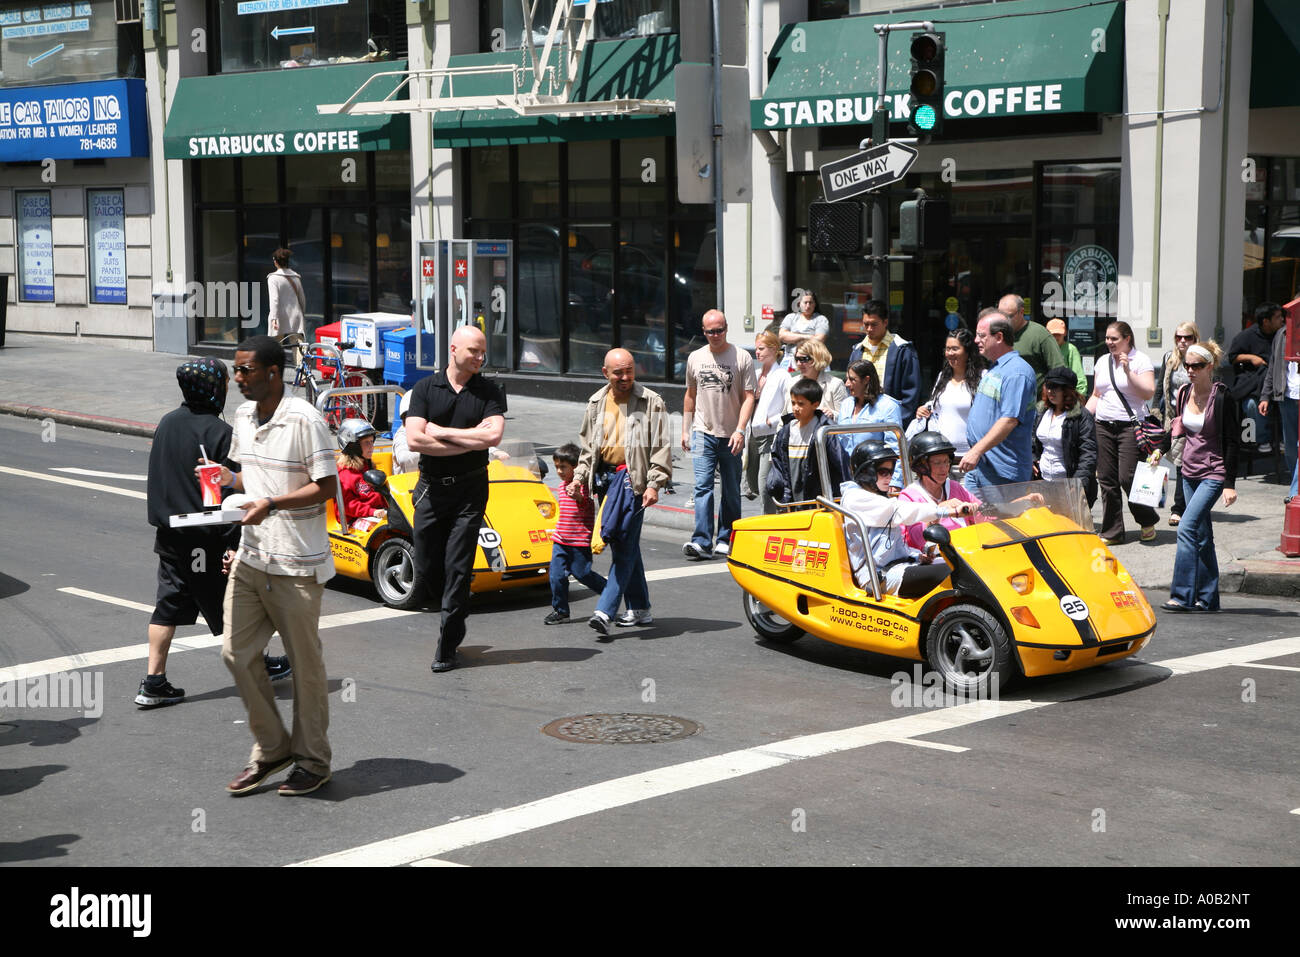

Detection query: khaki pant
xmin=222 ymin=561 xmax=331 ymax=776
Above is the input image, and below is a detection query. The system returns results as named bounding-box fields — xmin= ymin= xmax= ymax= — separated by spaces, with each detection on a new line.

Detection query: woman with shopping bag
xmin=1164 ymin=341 xmax=1239 ymax=612
xmin=1087 ymin=321 xmax=1160 ymax=545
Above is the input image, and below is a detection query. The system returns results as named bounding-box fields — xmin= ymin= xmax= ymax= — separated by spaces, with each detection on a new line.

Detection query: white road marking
xmin=645 ymin=564 xmax=731 ymax=582
xmin=51 ymin=467 xmax=147 ymax=481
xmin=891 ymin=737 xmax=970 ymax=753
xmin=1292 ymin=808 xmax=1300 ymax=816
xmin=58 ymin=587 xmax=155 ymax=613
xmin=290 ymin=637 xmax=1300 ymax=868
xmin=0 ymin=465 xmax=147 ymax=500
xmin=409 ymin=858 xmax=469 ymax=867
xmin=1233 ymin=662 xmax=1300 ymax=673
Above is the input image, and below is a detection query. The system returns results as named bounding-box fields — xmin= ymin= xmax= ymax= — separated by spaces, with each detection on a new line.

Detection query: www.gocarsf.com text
xmin=49 ymin=888 xmax=150 ymax=937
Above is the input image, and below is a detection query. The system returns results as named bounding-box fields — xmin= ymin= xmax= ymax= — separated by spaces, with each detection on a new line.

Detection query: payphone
xmin=416 ymin=239 xmax=513 ymax=371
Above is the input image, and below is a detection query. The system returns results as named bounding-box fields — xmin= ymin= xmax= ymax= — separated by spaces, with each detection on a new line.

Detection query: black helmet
xmin=909 ymin=430 xmax=957 ymax=475
xmin=850 ymin=439 xmax=897 ymax=489
xmin=337 ymin=418 xmax=377 ymax=458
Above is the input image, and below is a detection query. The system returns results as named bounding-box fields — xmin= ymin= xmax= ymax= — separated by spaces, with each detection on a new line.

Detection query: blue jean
xmin=549 ymin=543 xmax=608 ymax=616
xmin=962 ymin=460 xmax=1015 ymax=497
xmin=1242 ymin=397 xmax=1271 ymax=447
xmin=1169 ymin=476 xmax=1224 ymax=610
xmin=691 ymin=431 xmax=742 ymax=550
xmin=596 ymin=507 xmax=650 ymax=618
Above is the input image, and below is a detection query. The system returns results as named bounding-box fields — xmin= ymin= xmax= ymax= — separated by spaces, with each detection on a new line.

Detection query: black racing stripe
xmin=990 ymin=519 xmax=1022 ymax=543
xmin=982 ymin=529 xmax=1094 ymax=549
xmin=726 ymin=558 xmax=924 ymax=624
xmin=1020 ymin=539 xmax=1099 ymax=647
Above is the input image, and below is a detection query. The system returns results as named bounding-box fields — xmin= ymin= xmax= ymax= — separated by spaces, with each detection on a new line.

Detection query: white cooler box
xmin=340 ymin=312 xmax=410 ymax=369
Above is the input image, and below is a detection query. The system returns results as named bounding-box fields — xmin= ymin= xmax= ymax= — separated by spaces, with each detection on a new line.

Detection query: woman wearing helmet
xmin=840 ymin=440 xmax=975 ymax=598
xmin=898 ymin=431 xmax=979 ymax=550
xmin=336 ymin=418 xmax=387 ymax=528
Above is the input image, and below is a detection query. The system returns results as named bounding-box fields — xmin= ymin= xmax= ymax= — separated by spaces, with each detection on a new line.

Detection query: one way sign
xmin=819 ymin=141 xmax=919 ymax=202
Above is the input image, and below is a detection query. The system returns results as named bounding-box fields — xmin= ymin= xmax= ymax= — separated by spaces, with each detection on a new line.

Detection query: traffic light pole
xmin=869 ymin=20 xmax=933 ymax=305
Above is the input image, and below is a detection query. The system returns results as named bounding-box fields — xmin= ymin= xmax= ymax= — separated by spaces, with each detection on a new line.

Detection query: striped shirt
xmin=553 ymin=479 xmax=597 ymax=547
xmin=228 ymin=395 xmax=338 ymax=582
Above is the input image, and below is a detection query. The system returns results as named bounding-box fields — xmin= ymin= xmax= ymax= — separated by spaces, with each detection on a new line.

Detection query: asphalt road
xmin=2 ymin=417 xmax=1298 ymax=872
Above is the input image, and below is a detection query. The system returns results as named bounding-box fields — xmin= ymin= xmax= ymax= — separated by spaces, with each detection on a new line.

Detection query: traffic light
xmin=907 ymin=31 xmax=945 ymax=140
xmin=900 ymin=196 xmax=950 ymax=253
xmin=808 ymin=200 xmax=870 ymax=254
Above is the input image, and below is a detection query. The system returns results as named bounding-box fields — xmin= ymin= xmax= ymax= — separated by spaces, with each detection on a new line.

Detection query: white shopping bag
xmin=1129 ymin=460 xmax=1170 ymax=508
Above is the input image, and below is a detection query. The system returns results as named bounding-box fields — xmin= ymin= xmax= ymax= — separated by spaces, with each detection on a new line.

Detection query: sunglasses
xmin=795 ymin=355 xmax=812 ymax=363
xmin=1175 ymin=334 xmax=1196 ymax=341
xmin=232 ymin=364 xmax=261 ymax=375
xmin=703 ymin=328 xmax=727 ymax=336
xmin=1185 ymin=362 xmax=1208 ymax=370
xmin=876 ymin=465 xmax=896 ymax=475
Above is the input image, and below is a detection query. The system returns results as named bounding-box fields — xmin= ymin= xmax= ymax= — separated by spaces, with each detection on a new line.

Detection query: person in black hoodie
xmin=1032 ymin=365 xmax=1099 ymax=507
xmin=137 ymin=359 xmax=289 ymax=709
xmin=767 ymin=377 xmax=850 ymax=507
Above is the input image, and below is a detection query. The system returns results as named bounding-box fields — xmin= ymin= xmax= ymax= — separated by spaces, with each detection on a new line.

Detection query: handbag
xmin=1128 ymin=460 xmax=1170 ymax=508
xmin=1110 ymin=357 xmax=1170 ymax=456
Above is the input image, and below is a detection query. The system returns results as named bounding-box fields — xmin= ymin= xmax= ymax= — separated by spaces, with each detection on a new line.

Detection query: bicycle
xmin=285 ymin=337 xmax=372 ymax=429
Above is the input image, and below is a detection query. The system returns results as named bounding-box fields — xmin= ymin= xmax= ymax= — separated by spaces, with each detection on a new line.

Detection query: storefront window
xmin=480 ymin=0 xmax=678 ymax=52
xmin=621 ymin=137 xmax=667 ymax=217
xmin=193 ymin=150 xmax=409 ymax=343
xmin=518 ymin=143 xmax=560 ymax=219
xmin=16 ymin=189 xmax=52 ymax=301
xmin=469 ymin=148 xmax=511 ymax=220
xmin=216 ymin=0 xmax=404 ymax=73
xmin=1038 ymin=162 xmax=1121 ymax=367
xmin=569 ymin=140 xmax=612 ymax=219
xmin=0 ymin=0 xmax=141 ymax=88
xmin=516 ymin=221 xmax=564 ymax=374
xmin=1245 ymin=157 xmax=1300 ymax=328
xmin=87 ymin=187 xmax=125 ymax=304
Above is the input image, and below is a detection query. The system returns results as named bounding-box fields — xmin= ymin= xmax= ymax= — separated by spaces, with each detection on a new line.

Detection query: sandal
xmin=1161 ymin=600 xmax=1190 ymax=612
xmin=1168 ymin=514 xmax=1180 ymax=527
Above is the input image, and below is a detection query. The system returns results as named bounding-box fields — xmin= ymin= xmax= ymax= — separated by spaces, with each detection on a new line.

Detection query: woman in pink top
xmin=899 ymin=431 xmax=978 ymax=550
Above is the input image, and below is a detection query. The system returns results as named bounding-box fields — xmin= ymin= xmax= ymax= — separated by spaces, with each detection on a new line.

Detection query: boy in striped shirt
xmin=545 ymin=443 xmax=608 ymax=624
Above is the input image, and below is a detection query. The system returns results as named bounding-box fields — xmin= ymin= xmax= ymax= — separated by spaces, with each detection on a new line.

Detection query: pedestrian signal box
xmin=808 ymin=200 xmax=870 ymax=254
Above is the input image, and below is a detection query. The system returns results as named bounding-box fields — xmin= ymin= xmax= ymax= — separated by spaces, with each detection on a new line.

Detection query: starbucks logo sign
xmin=1063 ymin=245 xmax=1118 ymax=318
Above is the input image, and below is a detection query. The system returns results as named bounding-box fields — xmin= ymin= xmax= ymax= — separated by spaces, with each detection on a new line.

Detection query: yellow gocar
xmin=327 ymin=439 xmax=558 ymax=609
xmin=728 ymin=426 xmax=1156 ymax=696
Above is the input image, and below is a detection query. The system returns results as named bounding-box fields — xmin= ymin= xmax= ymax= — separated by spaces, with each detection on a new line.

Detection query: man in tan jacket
xmin=571 ymin=348 xmax=673 ymax=635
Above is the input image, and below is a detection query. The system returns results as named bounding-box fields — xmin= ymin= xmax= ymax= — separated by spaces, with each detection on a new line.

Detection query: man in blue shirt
xmin=960 ymin=309 xmax=1037 ymax=492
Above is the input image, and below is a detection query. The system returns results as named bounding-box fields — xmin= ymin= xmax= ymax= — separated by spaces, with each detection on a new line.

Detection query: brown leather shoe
xmin=278 ymin=766 xmax=331 ymax=796
xmin=226 ymin=757 xmax=293 ymax=795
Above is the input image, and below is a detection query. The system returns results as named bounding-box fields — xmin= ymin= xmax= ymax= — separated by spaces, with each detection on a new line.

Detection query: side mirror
xmin=923 ymin=523 xmax=951 ymax=547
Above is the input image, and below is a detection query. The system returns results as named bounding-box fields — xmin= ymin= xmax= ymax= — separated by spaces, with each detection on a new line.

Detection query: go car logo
xmin=763 ymin=535 xmax=830 ymax=575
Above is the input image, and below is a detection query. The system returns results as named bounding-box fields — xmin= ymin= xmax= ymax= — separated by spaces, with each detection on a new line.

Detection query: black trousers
xmin=413 ymin=471 xmax=489 ymax=661
xmin=1096 ymin=420 xmax=1159 ymax=540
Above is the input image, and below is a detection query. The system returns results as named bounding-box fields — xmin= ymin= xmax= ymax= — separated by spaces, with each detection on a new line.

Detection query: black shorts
xmin=150 ymin=543 xmax=228 ymax=633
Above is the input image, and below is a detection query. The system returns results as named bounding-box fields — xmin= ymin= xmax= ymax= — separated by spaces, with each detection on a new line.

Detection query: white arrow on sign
xmin=819 ymin=141 xmax=920 ymax=203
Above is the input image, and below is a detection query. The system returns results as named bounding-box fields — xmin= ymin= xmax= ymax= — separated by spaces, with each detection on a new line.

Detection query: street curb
xmin=1235 ymin=558 xmax=1300 ymax=598
xmin=0 ymin=402 xmax=157 ymax=438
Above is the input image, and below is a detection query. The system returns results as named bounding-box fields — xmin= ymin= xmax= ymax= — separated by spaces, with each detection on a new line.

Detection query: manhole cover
xmin=542 ymin=713 xmax=700 ymax=744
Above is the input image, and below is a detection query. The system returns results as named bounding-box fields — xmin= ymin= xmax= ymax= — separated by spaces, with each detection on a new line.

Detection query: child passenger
xmin=841 ymin=439 xmax=975 ymax=598
xmin=336 ymin=418 xmax=387 ymax=529
xmin=766 ymin=377 xmax=851 ymax=507
xmin=545 ymin=443 xmax=608 ymax=625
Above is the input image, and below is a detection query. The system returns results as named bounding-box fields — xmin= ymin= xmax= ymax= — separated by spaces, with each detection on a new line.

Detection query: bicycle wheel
xmin=339 ymin=371 xmax=374 ymax=424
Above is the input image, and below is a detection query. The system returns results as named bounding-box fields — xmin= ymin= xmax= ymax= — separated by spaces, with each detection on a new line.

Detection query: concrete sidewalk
xmin=3 ymin=331 xmax=1299 ymax=597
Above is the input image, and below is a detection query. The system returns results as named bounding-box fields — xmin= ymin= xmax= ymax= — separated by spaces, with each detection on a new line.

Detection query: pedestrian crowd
xmin=138 ymin=277 xmax=1296 ymax=795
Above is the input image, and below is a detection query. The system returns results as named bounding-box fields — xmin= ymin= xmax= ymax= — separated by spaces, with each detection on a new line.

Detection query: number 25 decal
xmin=1059 ymin=595 xmax=1089 ymax=620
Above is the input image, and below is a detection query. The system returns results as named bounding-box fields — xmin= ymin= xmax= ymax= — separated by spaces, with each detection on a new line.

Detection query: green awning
xmin=753 ymin=0 xmax=1124 ymax=130
xmin=1251 ymin=0 xmax=1300 ymax=108
xmin=432 ymin=35 xmax=678 ymax=147
xmin=163 ymin=61 xmax=410 ymax=159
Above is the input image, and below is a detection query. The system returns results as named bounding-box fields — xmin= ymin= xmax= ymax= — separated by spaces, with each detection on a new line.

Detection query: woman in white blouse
xmin=1086 ymin=320 xmax=1159 ymax=544
xmin=743 ymin=331 xmax=793 ymax=513
xmin=913 ymin=327 xmax=985 ymax=458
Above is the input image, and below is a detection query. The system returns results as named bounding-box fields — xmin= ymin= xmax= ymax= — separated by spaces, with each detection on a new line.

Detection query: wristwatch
xmin=265 ymin=498 xmax=278 ymax=515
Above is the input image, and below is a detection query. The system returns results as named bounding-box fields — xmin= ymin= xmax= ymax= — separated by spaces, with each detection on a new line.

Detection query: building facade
xmin=3 ymin=0 xmax=1299 ymax=399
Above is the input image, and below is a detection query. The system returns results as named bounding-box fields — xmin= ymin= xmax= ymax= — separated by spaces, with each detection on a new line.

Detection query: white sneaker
xmin=713 ymin=541 xmax=730 ymax=557
xmin=1258 ymin=443 xmax=1273 ymax=454
xmin=616 ymin=609 xmax=654 ymax=627
xmin=588 ymin=611 xmax=611 ymax=637
xmin=683 ymin=542 xmax=711 ymax=560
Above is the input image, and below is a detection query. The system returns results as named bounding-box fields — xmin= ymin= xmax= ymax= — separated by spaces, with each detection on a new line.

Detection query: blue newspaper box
xmin=382 ymin=327 xmax=423 ymax=389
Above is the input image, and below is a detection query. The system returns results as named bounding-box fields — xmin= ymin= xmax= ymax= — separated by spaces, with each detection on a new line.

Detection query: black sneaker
xmin=264 ymin=654 xmax=292 ymax=682
xmin=544 ymin=611 xmax=569 ymax=625
xmin=135 ymin=677 xmax=184 ymax=709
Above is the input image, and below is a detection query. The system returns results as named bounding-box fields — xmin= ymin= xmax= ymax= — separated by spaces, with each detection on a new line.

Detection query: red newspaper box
xmin=314 ymin=321 xmax=342 ymax=378
xmin=1281 ymin=297 xmax=1300 ymax=555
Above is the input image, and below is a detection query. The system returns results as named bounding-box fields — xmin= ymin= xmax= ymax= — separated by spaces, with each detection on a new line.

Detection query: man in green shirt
xmin=1046 ymin=318 xmax=1087 ymax=396
xmin=999 ymin=293 xmax=1064 ymax=392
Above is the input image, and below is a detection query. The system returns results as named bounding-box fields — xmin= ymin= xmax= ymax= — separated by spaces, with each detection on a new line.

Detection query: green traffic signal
xmin=912 ymin=103 xmax=937 ymax=131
